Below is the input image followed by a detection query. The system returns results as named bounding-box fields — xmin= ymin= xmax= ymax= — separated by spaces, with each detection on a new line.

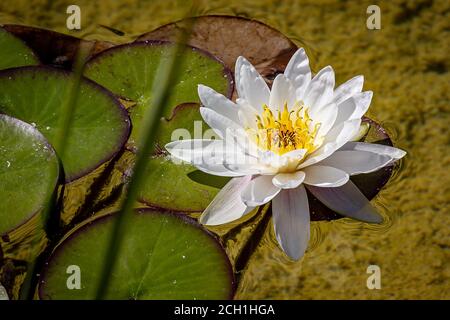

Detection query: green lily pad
xmin=38 ymin=209 xmax=234 ymax=299
xmin=0 ymin=66 xmax=130 ymax=182
xmin=83 ymin=41 xmax=232 ymax=149
xmin=138 ymin=156 xmax=227 ymax=212
xmin=0 ymin=28 xmax=39 ymax=70
xmin=0 ymin=114 xmax=59 ymax=234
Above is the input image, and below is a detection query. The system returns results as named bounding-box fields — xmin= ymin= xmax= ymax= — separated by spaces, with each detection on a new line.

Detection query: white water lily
xmin=165 ymin=48 xmax=406 ymax=260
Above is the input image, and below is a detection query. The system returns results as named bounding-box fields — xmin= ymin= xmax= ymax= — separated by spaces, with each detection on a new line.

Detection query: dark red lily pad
xmin=136 ymin=15 xmax=298 ymax=86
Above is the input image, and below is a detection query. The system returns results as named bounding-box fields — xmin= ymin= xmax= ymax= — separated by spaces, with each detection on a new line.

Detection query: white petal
xmin=200 ymin=107 xmax=243 ymax=139
xmin=339 ymin=142 xmax=406 ymax=160
xmin=241 ymin=175 xmax=281 ymax=206
xmin=194 ymin=162 xmax=246 ymax=177
xmin=235 ymin=56 xmax=270 ymax=110
xmin=198 ymin=85 xmax=240 ymax=124
xmin=303 ymin=165 xmax=349 ymax=187
xmin=334 ymin=91 xmax=373 ymax=126
xmin=272 ymin=185 xmax=310 ymax=260
xmin=236 ymin=98 xmax=259 ymax=129
xmin=324 ymin=118 xmax=361 ymax=145
xmin=310 ymin=102 xmax=338 ymax=137
xmin=165 ymin=138 xmax=255 ymax=177
xmin=317 ymin=150 xmax=392 ymax=175
xmin=165 ymin=139 xmax=222 ymax=164
xmin=269 ymin=74 xmax=296 ymax=111
xmin=0 ymin=284 xmax=8 ymax=300
xmin=272 ymin=171 xmax=306 ymax=189
xmin=284 ymin=48 xmax=311 ymax=100
xmin=198 ymin=150 xmax=260 ymax=177
xmin=349 ymin=91 xmax=372 ymax=119
xmin=200 ymin=176 xmax=254 ymax=225
xmin=222 ymin=159 xmax=272 ymax=176
xmin=333 ymin=94 xmax=357 ymax=125
xmin=298 ymin=143 xmax=336 ymax=169
xmin=306 ymin=181 xmax=383 ymax=223
xmin=165 ymin=137 xmax=262 ymax=177
xmin=258 ymin=149 xmax=307 ymax=170
xmin=349 ymin=122 xmax=370 ymax=142
xmin=304 ymin=66 xmax=335 ymax=110
xmin=218 ymin=122 xmax=262 ymax=159
xmin=298 ymin=119 xmax=361 ymax=169
xmin=281 ymin=148 xmax=308 ymax=162
xmin=258 ymin=150 xmax=284 ymax=167
xmin=333 ymin=75 xmax=364 ymax=106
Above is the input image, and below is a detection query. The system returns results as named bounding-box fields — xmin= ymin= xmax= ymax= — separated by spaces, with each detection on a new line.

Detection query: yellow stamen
xmin=248 ymin=102 xmax=322 ymax=156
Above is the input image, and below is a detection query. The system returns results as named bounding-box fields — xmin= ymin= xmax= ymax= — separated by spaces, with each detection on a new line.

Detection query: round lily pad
xmin=38 ymin=209 xmax=234 ymax=300
xmin=83 ymin=41 xmax=233 ymax=149
xmin=0 ymin=114 xmax=59 ymax=234
xmin=0 ymin=66 xmax=130 ymax=182
xmin=0 ymin=28 xmax=39 ymax=70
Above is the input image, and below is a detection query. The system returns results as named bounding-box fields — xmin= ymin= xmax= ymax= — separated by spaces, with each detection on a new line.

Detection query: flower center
xmin=247 ymin=103 xmax=322 ymax=156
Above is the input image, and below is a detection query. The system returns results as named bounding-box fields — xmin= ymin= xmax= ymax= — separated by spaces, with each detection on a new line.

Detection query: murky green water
xmin=0 ymin=0 xmax=449 ymax=299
